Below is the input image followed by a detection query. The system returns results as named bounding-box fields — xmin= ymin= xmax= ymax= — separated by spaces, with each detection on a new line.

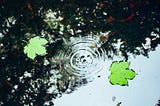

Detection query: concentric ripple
xmin=60 ymin=37 xmax=106 ymax=78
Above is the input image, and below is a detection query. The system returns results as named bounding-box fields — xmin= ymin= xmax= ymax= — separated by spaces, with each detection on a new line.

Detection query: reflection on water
xmin=48 ymin=36 xmax=107 ymax=98
xmin=60 ymin=36 xmax=106 ymax=78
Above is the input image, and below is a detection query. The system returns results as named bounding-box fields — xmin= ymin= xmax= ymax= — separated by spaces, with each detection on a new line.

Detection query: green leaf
xmin=109 ymin=61 xmax=136 ymax=86
xmin=24 ymin=36 xmax=48 ymax=59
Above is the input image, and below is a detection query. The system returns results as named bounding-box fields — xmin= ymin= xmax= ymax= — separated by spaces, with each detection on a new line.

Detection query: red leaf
xmin=105 ymin=16 xmax=115 ymax=23
xmin=120 ymin=13 xmax=135 ymax=22
xmin=129 ymin=3 xmax=135 ymax=8
xmin=27 ymin=2 xmax=33 ymax=12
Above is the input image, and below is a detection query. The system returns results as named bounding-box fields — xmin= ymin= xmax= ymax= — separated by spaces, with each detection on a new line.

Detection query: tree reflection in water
xmin=0 ymin=0 xmax=160 ymax=105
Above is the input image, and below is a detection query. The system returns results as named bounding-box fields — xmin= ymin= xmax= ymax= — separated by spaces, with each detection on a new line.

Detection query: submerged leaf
xmin=24 ymin=36 xmax=48 ymax=59
xmin=109 ymin=61 xmax=136 ymax=86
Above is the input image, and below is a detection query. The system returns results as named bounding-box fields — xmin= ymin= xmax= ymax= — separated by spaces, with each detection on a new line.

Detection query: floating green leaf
xmin=24 ymin=36 xmax=48 ymax=59
xmin=109 ymin=61 xmax=136 ymax=86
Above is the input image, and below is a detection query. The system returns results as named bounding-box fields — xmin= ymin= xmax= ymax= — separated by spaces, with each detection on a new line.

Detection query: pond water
xmin=59 ymin=36 xmax=106 ymax=79
xmin=0 ymin=1 xmax=159 ymax=106
xmin=54 ymin=46 xmax=160 ymax=106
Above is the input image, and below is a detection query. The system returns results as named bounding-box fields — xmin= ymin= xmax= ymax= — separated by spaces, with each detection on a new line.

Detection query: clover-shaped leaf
xmin=24 ymin=36 xmax=48 ymax=59
xmin=109 ymin=61 xmax=136 ymax=86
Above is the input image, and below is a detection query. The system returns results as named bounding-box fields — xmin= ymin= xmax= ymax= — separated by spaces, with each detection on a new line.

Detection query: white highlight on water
xmin=60 ymin=36 xmax=107 ymax=79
